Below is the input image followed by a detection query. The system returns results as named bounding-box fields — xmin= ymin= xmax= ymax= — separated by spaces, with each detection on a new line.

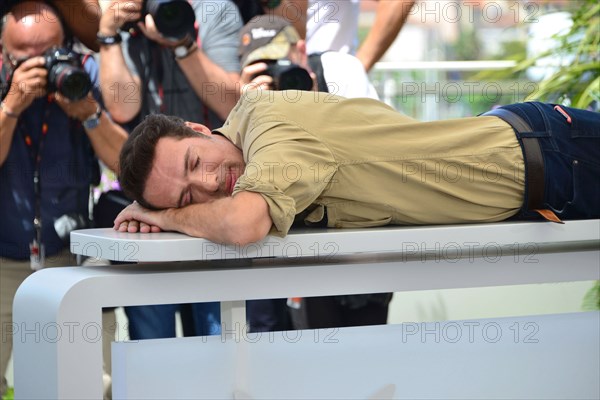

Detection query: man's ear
xmin=185 ymin=121 xmax=212 ymax=136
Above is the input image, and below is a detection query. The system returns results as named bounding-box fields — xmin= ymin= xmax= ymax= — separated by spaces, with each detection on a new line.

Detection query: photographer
xmin=0 ymin=2 xmax=127 ymax=396
xmin=239 ymin=16 xmax=378 ymax=99
xmin=238 ymin=16 xmax=386 ymax=333
xmin=98 ymin=0 xmax=242 ymax=125
xmin=97 ymin=0 xmax=242 ymax=341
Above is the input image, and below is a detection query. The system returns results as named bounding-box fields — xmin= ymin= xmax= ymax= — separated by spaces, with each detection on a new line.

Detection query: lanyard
xmin=20 ymin=95 xmax=53 ymax=248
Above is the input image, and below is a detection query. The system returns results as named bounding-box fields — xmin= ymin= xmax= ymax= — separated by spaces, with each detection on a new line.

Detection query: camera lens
xmin=146 ymin=0 xmax=196 ymax=40
xmin=276 ymin=67 xmax=313 ymax=91
xmin=265 ymin=61 xmax=313 ymax=91
xmin=50 ymin=64 xmax=92 ymax=101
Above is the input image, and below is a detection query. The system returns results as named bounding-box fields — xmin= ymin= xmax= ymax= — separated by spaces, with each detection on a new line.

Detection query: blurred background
xmin=365 ymin=0 xmax=598 ymax=120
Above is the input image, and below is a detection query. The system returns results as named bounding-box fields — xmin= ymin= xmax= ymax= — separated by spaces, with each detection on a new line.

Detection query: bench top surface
xmin=70 ymin=220 xmax=600 ymax=262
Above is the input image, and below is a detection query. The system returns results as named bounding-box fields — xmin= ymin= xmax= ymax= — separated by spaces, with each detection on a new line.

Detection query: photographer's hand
xmin=100 ymin=0 xmax=143 ymax=35
xmin=240 ymin=62 xmax=273 ymax=95
xmin=0 ymin=57 xmax=46 ymax=166
xmin=54 ymin=93 xmax=99 ymax=122
xmin=138 ymin=14 xmax=186 ymax=48
xmin=4 ymin=57 xmax=47 ymax=115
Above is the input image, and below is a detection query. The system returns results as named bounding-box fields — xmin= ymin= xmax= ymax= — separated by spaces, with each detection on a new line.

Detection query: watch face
xmin=83 ymin=117 xmax=100 ymax=130
xmin=174 ymin=45 xmax=187 ymax=58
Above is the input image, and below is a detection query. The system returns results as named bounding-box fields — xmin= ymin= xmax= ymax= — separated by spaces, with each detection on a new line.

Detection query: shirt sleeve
xmin=232 ymin=117 xmax=338 ymax=237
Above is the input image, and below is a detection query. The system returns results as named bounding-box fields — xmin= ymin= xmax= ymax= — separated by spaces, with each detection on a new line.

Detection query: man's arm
xmin=98 ymin=0 xmax=144 ymax=123
xmin=55 ymin=93 xmax=128 ymax=173
xmin=176 ymin=50 xmax=241 ymax=122
xmin=83 ymin=110 xmax=128 ymax=173
xmin=355 ymin=0 xmax=415 ymax=72
xmin=269 ymin=0 xmax=307 ymax=39
xmin=139 ymin=2 xmax=242 ymax=121
xmin=114 ymin=191 xmax=273 ymax=245
xmin=174 ymin=1 xmax=243 ymax=120
xmin=0 ymin=57 xmax=47 ymax=166
xmin=0 ymin=104 xmax=20 ymax=166
xmin=52 ymin=0 xmax=101 ymax=52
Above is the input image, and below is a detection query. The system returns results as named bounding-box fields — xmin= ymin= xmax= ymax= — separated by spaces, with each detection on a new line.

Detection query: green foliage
xmin=1 ymin=387 xmax=13 ymax=400
xmin=449 ymin=26 xmax=482 ymax=61
xmin=516 ymin=0 xmax=599 ymax=108
xmin=478 ymin=0 xmax=599 ymax=109
xmin=582 ymin=281 xmax=600 ymax=311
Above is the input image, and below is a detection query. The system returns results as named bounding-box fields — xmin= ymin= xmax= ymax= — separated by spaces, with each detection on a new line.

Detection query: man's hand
xmin=100 ymin=0 xmax=143 ymax=35
xmin=112 ymin=192 xmax=272 ymax=244
xmin=239 ymin=62 xmax=318 ymax=95
xmin=138 ymin=14 xmax=187 ymax=48
xmin=55 ymin=93 xmax=99 ymax=122
xmin=114 ymin=201 xmax=164 ymax=233
xmin=4 ymin=57 xmax=47 ymax=114
xmin=239 ymin=62 xmax=273 ymax=94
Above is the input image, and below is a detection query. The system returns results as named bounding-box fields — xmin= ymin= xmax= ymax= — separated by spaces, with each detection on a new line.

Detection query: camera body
xmin=43 ymin=48 xmax=92 ymax=101
xmin=143 ymin=0 xmax=196 ymax=40
xmin=261 ymin=59 xmax=313 ymax=91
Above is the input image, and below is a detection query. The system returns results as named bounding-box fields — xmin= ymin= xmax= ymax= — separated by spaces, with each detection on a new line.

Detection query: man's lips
xmin=226 ymin=171 xmax=237 ymax=195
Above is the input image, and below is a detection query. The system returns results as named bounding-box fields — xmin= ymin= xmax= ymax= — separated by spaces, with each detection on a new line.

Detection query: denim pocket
xmin=548 ymin=158 xmax=579 ymax=215
xmin=561 ymin=106 xmax=600 ymax=138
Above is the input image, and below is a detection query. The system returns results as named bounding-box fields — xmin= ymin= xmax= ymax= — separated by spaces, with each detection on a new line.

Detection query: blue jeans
xmin=125 ymin=302 xmax=221 ymax=340
xmin=498 ymin=102 xmax=600 ymax=220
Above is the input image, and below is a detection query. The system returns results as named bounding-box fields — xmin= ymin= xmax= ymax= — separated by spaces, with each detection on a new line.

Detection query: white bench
xmin=13 ymin=220 xmax=600 ymax=399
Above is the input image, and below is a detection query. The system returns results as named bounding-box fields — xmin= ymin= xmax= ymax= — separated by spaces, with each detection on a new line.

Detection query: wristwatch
xmin=173 ymin=37 xmax=197 ymax=59
xmin=96 ymin=32 xmax=122 ymax=46
xmin=82 ymin=105 xmax=102 ymax=130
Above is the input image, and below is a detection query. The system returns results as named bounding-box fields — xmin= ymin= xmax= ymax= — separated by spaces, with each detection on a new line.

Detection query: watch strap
xmin=97 ymin=32 xmax=122 ymax=46
xmin=174 ymin=37 xmax=198 ymax=59
xmin=82 ymin=105 xmax=102 ymax=130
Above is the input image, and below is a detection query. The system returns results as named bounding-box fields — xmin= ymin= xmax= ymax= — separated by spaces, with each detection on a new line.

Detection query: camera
xmin=54 ymin=212 xmax=89 ymax=243
xmin=138 ymin=0 xmax=196 ymax=41
xmin=43 ymin=48 xmax=92 ymax=101
xmin=258 ymin=59 xmax=313 ymax=91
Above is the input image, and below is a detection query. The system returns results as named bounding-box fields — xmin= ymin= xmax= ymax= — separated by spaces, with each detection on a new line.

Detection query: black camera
xmin=142 ymin=0 xmax=196 ymax=41
xmin=43 ymin=48 xmax=92 ymax=101
xmin=260 ymin=60 xmax=313 ymax=91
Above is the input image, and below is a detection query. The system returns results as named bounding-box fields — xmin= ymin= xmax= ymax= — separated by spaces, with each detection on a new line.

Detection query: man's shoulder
xmin=193 ymin=0 xmax=241 ymax=23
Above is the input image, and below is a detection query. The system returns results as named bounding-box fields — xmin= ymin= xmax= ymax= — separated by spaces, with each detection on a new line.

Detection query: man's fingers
xmin=113 ymin=202 xmax=159 ymax=234
xmin=117 ymin=221 xmax=129 ymax=231
xmin=127 ymin=220 xmax=139 ymax=233
xmin=139 ymin=221 xmax=151 ymax=233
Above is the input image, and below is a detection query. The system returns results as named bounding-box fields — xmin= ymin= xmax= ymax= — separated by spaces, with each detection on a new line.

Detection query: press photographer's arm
xmin=0 ymin=57 xmax=47 ymax=166
xmin=0 ymin=57 xmax=127 ymax=171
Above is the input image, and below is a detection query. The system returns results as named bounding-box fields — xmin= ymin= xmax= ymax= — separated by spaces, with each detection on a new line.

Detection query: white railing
xmin=370 ymin=60 xmax=532 ymax=121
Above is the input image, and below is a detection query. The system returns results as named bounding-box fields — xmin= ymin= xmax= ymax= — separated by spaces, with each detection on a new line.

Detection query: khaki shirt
xmin=216 ymin=91 xmax=525 ymax=236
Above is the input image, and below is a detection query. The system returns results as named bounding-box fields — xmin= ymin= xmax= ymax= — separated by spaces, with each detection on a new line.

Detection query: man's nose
xmin=192 ymin=169 xmax=220 ymax=193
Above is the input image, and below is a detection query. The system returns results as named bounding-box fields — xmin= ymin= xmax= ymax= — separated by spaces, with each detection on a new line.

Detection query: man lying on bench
xmin=113 ymin=91 xmax=600 ymax=245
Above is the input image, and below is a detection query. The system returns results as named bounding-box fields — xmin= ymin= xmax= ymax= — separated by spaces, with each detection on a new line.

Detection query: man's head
xmin=1 ymin=1 xmax=66 ymax=73
xmin=119 ymin=114 xmax=245 ymax=210
xmin=239 ymin=15 xmax=304 ymax=68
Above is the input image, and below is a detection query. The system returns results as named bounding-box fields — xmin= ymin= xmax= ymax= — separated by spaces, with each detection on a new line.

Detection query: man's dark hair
xmin=119 ymin=113 xmax=202 ymax=209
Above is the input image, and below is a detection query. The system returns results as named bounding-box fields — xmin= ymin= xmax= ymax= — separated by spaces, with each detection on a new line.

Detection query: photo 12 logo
xmin=400 ymin=320 xmax=540 ymax=344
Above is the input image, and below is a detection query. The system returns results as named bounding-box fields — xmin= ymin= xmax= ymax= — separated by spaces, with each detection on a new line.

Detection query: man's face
xmin=142 ymin=129 xmax=246 ymax=209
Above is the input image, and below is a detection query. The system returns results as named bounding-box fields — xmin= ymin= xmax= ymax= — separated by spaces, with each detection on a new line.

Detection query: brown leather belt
xmin=482 ymin=108 xmax=562 ymax=223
